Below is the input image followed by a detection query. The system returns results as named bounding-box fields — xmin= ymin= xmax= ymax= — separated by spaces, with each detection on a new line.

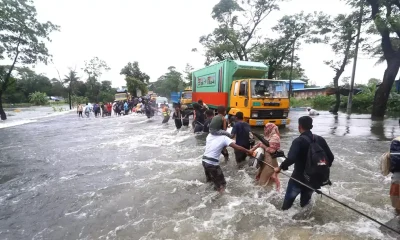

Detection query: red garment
xmin=107 ymin=103 xmax=112 ymax=112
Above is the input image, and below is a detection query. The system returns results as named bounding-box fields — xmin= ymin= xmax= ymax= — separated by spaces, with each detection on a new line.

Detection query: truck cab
xmin=228 ymin=79 xmax=290 ymax=127
xmin=192 ymin=60 xmax=290 ymax=127
xmin=180 ymin=87 xmax=192 ymax=108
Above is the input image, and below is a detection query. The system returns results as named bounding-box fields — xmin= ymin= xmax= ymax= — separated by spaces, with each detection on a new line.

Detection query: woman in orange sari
xmin=255 ymin=123 xmax=281 ymax=190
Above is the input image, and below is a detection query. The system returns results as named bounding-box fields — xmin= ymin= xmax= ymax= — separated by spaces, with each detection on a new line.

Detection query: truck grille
xmin=255 ymin=110 xmax=284 ymax=119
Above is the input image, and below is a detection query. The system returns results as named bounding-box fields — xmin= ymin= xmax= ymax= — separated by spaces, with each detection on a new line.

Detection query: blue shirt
xmin=124 ymin=102 xmax=128 ymax=110
xmin=231 ymin=121 xmax=251 ymax=149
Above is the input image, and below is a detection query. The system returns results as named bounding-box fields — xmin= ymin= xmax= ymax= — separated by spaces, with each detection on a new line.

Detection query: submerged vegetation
xmin=290 ymin=85 xmax=400 ymax=113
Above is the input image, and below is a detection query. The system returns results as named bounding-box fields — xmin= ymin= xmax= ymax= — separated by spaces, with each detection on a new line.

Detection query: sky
xmin=21 ymin=0 xmax=389 ymax=87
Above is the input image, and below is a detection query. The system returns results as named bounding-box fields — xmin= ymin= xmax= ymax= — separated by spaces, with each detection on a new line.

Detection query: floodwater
xmin=0 ymin=109 xmax=399 ymax=240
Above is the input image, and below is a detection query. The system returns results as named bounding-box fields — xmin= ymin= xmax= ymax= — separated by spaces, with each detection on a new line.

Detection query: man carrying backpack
xmin=274 ymin=116 xmax=334 ymax=210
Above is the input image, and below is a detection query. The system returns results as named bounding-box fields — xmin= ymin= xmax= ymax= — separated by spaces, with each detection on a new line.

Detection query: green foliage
xmin=388 ymin=93 xmax=400 ymax=112
xmin=70 ymin=95 xmax=88 ymax=105
xmin=312 ymin=95 xmax=336 ymax=109
xmin=292 ymin=85 xmax=400 ymax=113
xmin=290 ymin=98 xmax=312 ymax=108
xmin=125 ymin=77 xmax=147 ymax=97
xmin=199 ymin=0 xmax=281 ymax=64
xmin=0 ymin=0 xmax=59 ymax=120
xmin=29 ymin=91 xmax=48 ymax=105
xmin=64 ymin=70 xmax=79 ymax=109
xmin=150 ymin=66 xmax=185 ymax=97
xmin=121 ymin=61 xmax=149 ymax=97
xmin=120 ymin=62 xmax=150 ymax=83
xmin=83 ymin=57 xmax=110 ymax=79
xmin=183 ymin=63 xmax=194 ymax=86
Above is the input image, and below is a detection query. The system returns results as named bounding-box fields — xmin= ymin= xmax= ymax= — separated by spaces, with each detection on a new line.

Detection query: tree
xmin=252 ymin=11 xmax=331 ymax=79
xmin=368 ymin=78 xmax=381 ymax=86
xmin=63 ymin=70 xmax=79 ymax=109
xmin=0 ymin=0 xmax=59 ymax=120
xmin=199 ymin=0 xmax=281 ymax=65
xmin=252 ymin=38 xmax=296 ymax=79
xmin=183 ymin=63 xmax=194 ymax=86
xmin=85 ymin=77 xmax=101 ymax=102
xmin=151 ymin=66 xmax=185 ymax=97
xmin=83 ymin=57 xmax=110 ymax=79
xmin=125 ymin=77 xmax=147 ymax=97
xmin=277 ymin=64 xmax=307 ymax=80
xmin=29 ymin=91 xmax=48 ymax=105
xmin=324 ymin=13 xmax=358 ymax=113
xmin=120 ymin=61 xmax=150 ymax=97
xmin=120 ymin=62 xmax=150 ymax=83
xmin=17 ymin=67 xmax=52 ymax=99
xmin=49 ymin=78 xmax=67 ymax=97
xmin=363 ymin=0 xmax=400 ymax=118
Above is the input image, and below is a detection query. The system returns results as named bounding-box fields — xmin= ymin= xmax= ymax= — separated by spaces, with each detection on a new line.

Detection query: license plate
xmin=256 ymin=120 xmax=264 ymax=126
xmin=281 ymin=119 xmax=287 ymax=125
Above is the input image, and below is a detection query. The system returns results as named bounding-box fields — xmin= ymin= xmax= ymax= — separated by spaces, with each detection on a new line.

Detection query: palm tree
xmin=63 ymin=70 xmax=79 ymax=110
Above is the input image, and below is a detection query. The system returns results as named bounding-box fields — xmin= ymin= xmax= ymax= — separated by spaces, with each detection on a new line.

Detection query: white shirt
xmin=308 ymin=109 xmax=318 ymax=115
xmin=203 ymin=134 xmax=234 ymax=166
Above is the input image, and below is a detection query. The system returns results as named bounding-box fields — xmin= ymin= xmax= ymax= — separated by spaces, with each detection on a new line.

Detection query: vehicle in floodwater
xmin=181 ymin=87 xmax=193 ymax=108
xmin=192 ymin=60 xmax=290 ymax=127
xmin=155 ymin=97 xmax=169 ymax=109
xmin=114 ymin=88 xmax=131 ymax=102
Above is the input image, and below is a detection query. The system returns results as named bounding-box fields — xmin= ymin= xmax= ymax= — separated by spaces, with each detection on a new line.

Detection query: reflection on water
xmin=306 ymin=111 xmax=399 ymax=141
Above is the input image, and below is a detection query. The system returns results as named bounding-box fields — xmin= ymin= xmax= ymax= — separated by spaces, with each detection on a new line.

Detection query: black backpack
xmin=301 ymin=135 xmax=331 ymax=189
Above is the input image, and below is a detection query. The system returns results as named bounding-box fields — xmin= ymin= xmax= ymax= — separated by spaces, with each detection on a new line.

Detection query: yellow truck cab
xmin=180 ymin=87 xmax=192 ymax=108
xmin=115 ymin=88 xmax=131 ymax=101
xmin=192 ymin=60 xmax=290 ymax=127
xmin=228 ymin=79 xmax=290 ymax=126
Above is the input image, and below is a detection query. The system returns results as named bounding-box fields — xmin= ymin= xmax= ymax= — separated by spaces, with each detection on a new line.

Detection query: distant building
xmin=275 ymin=80 xmax=306 ymax=92
xmin=293 ymin=87 xmax=327 ymax=99
xmin=282 ymin=80 xmax=306 ymax=90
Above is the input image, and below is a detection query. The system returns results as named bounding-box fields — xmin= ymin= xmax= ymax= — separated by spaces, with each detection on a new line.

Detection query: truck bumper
xmin=248 ymin=118 xmax=290 ymax=127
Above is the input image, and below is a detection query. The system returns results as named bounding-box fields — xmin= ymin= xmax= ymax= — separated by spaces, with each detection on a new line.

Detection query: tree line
xmin=1 ymin=0 xmax=399 ymax=120
xmin=0 ymin=0 xmax=191 ymax=120
xmin=194 ymin=0 xmax=400 ymax=118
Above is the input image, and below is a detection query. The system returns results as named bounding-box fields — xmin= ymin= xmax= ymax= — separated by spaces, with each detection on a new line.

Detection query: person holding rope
xmin=193 ymin=103 xmax=206 ymax=133
xmin=274 ymin=116 xmax=334 ymax=210
xmin=202 ymin=132 xmax=254 ymax=193
xmin=254 ymin=123 xmax=281 ymax=189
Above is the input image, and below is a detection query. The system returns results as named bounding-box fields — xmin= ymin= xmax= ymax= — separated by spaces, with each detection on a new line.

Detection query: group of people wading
xmin=75 ymin=96 xmax=173 ymax=124
xmin=199 ymin=109 xmax=335 ymax=211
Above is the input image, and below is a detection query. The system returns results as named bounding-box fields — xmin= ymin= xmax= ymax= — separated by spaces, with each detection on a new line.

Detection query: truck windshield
xmin=115 ymin=93 xmax=126 ymax=99
xmin=250 ymin=80 xmax=288 ymax=98
xmin=182 ymin=92 xmax=192 ymax=99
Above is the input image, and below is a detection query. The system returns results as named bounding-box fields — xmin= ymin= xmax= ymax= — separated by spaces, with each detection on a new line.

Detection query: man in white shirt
xmin=202 ymin=134 xmax=253 ymax=193
xmin=307 ymin=107 xmax=319 ymax=116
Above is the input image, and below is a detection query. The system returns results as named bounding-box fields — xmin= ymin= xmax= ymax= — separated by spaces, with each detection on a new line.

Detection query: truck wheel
xmin=279 ymin=125 xmax=286 ymax=129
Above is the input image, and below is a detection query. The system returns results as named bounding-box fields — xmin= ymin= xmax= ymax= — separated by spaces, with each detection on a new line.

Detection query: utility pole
xmin=347 ymin=0 xmax=364 ymax=114
xmin=288 ymin=40 xmax=295 ymax=100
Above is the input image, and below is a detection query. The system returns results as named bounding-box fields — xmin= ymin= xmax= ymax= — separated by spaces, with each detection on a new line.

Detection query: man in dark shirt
xmin=274 ymin=116 xmax=334 ymax=210
xmin=231 ymin=112 xmax=251 ymax=165
xmin=203 ymin=110 xmax=214 ymax=133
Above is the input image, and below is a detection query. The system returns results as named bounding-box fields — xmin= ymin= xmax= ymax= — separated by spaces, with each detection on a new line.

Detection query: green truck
xmin=192 ymin=60 xmax=290 ymax=127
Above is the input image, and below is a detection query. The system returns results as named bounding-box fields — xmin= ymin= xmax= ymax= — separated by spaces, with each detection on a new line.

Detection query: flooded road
xmin=0 ymin=110 xmax=399 ymax=239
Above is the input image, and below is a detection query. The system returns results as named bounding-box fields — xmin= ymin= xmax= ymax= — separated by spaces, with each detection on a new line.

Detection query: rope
xmin=250 ymin=131 xmax=400 ymax=235
xmin=255 ymin=156 xmax=400 ymax=235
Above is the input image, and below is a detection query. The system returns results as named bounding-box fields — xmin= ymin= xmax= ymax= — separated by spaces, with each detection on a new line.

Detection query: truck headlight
xmin=251 ymin=112 xmax=258 ymax=118
xmin=283 ymin=112 xmax=288 ymax=117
